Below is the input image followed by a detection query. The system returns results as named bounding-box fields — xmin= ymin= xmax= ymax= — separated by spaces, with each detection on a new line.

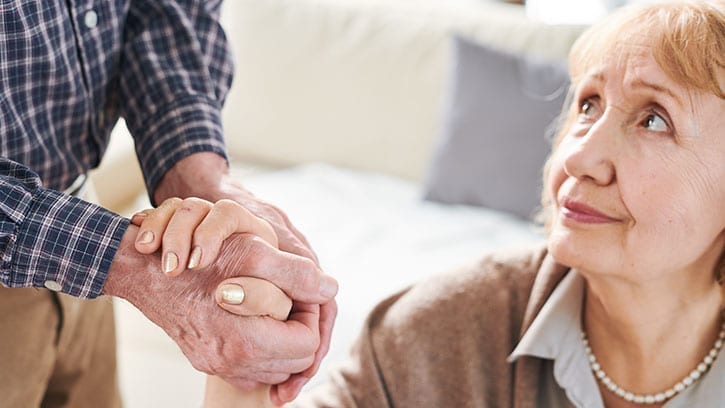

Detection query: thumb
xmin=215 ymin=277 xmax=292 ymax=321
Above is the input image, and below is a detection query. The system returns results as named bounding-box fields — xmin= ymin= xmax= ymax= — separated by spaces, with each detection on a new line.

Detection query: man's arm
xmin=119 ymin=0 xmax=232 ymax=203
xmin=0 ymin=158 xmax=128 ymax=298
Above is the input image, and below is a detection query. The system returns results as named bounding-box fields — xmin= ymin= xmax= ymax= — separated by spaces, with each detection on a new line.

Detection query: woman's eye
xmin=579 ymin=98 xmax=599 ymax=118
xmin=643 ymin=113 xmax=669 ymax=132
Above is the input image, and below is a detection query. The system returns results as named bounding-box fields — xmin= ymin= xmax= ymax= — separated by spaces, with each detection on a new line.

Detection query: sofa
xmin=89 ymin=1 xmax=586 ymax=405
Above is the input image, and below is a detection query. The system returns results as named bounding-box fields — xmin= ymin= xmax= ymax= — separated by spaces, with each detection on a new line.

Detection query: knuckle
xmin=231 ymin=337 xmax=258 ymax=363
xmin=206 ymin=356 xmax=225 ymax=376
xmin=238 ymin=241 xmax=264 ymax=272
xmin=297 ymin=336 xmax=320 ymax=360
xmin=215 ymin=235 xmax=264 ymax=276
xmin=238 ymin=233 xmax=268 ymax=252
xmin=179 ymin=197 xmax=210 ymax=213
xmin=296 ymin=258 xmax=320 ymax=287
xmin=187 ymin=354 xmax=215 ymax=376
xmin=266 ymin=373 xmax=291 ymax=384
xmin=297 ymin=256 xmax=317 ymax=272
xmin=215 ymin=198 xmax=238 ymax=207
xmin=300 ymin=355 xmax=316 ymax=371
xmin=275 ymin=257 xmax=317 ymax=296
xmin=215 ymin=234 xmax=270 ymax=276
xmin=161 ymin=197 xmax=183 ymax=208
xmin=215 ymin=199 xmax=244 ymax=216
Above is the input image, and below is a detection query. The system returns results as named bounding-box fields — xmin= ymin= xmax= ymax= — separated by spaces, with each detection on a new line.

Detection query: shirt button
xmin=44 ymin=280 xmax=62 ymax=292
xmin=84 ymin=10 xmax=98 ymax=29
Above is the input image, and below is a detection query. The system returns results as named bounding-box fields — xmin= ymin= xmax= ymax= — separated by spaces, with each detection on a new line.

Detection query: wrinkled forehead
xmin=569 ymin=21 xmax=664 ymax=86
xmin=567 ymin=3 xmax=725 ymax=99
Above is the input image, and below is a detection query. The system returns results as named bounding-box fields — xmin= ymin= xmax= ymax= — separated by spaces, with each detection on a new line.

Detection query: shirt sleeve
xmin=119 ymin=0 xmax=234 ymax=203
xmin=0 ymin=158 xmax=129 ymax=299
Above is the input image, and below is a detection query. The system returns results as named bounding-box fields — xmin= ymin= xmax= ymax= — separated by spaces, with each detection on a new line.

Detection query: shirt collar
xmin=508 ymin=270 xmax=583 ymax=361
xmin=507 ymin=270 xmax=605 ymax=408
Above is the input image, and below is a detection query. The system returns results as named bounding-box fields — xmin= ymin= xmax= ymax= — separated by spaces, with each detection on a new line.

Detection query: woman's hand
xmin=205 ymin=275 xmax=294 ymax=407
xmin=131 ymin=197 xmax=278 ymax=276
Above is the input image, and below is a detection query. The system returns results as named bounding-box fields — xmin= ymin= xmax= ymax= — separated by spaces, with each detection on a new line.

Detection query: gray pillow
xmin=423 ymin=36 xmax=570 ymax=220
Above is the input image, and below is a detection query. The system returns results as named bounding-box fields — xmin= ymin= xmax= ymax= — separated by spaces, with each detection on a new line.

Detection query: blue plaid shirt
xmin=0 ymin=0 xmax=233 ymax=298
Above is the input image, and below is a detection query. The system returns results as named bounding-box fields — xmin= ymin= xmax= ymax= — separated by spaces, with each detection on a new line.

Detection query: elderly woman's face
xmin=547 ymin=49 xmax=725 ymax=281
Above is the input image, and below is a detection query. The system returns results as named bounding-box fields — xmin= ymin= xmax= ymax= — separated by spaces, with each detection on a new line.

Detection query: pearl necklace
xmin=582 ymin=320 xmax=725 ymax=405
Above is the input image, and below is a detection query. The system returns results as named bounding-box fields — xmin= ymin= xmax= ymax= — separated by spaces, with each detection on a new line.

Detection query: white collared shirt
xmin=507 ymin=271 xmax=725 ymax=407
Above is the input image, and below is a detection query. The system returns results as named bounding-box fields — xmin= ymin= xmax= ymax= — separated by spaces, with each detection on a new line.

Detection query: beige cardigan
xmin=292 ymin=245 xmax=570 ymax=407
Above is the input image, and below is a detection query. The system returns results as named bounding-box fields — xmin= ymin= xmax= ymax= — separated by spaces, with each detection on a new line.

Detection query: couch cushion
xmin=220 ymin=0 xmax=585 ymax=182
xmin=423 ymin=36 xmax=570 ymax=220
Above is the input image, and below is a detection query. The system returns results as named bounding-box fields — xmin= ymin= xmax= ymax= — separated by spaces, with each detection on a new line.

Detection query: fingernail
xmin=319 ymin=275 xmax=338 ymax=298
xmin=132 ymin=212 xmax=148 ymax=219
xmin=163 ymin=252 xmax=178 ymax=274
xmin=137 ymin=230 xmax=154 ymax=244
xmin=188 ymin=246 xmax=202 ymax=269
xmin=219 ymin=284 xmax=245 ymax=305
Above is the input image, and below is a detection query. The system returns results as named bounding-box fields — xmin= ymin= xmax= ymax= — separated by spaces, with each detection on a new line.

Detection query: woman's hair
xmin=537 ymin=1 xmax=725 ymax=281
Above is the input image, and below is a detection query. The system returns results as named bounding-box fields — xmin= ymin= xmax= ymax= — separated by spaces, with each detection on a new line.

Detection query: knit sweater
xmin=293 ymin=244 xmax=570 ymax=408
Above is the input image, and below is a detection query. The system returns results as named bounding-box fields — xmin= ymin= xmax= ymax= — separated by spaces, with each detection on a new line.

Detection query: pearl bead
xmin=581 ymin=316 xmax=723 ymax=406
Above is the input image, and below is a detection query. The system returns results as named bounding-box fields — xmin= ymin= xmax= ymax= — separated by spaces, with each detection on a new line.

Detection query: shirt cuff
xmin=9 ymin=187 xmax=129 ymax=299
xmin=131 ymin=94 xmax=228 ymax=203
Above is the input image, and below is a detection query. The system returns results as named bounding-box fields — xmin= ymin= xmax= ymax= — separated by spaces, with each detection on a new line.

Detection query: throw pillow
xmin=422 ymin=36 xmax=570 ymax=220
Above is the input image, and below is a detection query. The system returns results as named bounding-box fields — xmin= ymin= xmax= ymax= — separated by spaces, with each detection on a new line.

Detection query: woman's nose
xmin=562 ymin=113 xmax=617 ymax=186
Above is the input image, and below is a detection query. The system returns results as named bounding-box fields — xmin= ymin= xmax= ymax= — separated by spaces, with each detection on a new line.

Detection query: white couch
xmin=89 ymin=1 xmax=585 ymax=406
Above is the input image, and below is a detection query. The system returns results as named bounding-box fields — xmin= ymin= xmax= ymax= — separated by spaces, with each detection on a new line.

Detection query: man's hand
xmin=216 ymin=276 xmax=337 ymax=404
xmin=103 ymin=225 xmax=336 ymax=388
xmin=152 ymin=152 xmax=337 ymax=400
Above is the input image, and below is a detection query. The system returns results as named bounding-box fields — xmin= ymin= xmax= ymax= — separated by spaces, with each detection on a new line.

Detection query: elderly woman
xmin=134 ymin=1 xmax=724 ymax=406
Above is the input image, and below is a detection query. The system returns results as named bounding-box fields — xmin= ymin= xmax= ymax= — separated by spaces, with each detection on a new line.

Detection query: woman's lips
xmin=560 ymin=199 xmax=622 ymax=224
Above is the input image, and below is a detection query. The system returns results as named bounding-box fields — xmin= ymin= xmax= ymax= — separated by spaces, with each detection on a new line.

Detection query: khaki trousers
xmin=0 ymin=181 xmax=122 ymax=408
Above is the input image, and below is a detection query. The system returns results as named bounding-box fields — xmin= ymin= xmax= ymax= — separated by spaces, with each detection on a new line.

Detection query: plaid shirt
xmin=0 ymin=0 xmax=233 ymax=298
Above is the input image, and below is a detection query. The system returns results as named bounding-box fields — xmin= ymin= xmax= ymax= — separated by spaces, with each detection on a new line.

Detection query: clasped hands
xmin=120 ymin=196 xmax=337 ymax=405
